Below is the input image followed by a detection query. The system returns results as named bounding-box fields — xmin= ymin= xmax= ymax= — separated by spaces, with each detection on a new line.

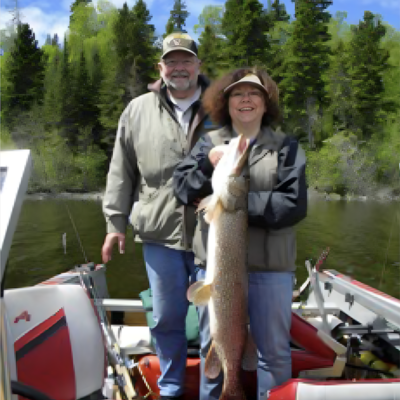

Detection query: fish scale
xmin=187 ymin=134 xmax=258 ymax=400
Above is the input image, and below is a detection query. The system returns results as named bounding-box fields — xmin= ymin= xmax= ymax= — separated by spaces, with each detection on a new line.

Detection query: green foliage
xmin=1 ymin=0 xmax=398 ymax=195
xmin=280 ymin=0 xmax=332 ymax=145
xmin=194 ymin=5 xmax=224 ymax=35
xmin=346 ymin=11 xmax=394 ymax=138
xmin=198 ymin=25 xmax=227 ymax=80
xmin=163 ymin=18 xmax=175 ymax=39
xmin=222 ymin=0 xmax=269 ymax=67
xmin=1 ymin=23 xmax=48 ymax=128
xmin=169 ymin=0 xmax=190 ymax=30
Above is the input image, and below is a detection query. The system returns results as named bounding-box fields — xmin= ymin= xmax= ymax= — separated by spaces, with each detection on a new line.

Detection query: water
xmin=4 ymin=197 xmax=400 ymax=300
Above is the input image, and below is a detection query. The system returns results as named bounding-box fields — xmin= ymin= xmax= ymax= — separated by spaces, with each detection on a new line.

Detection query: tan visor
xmin=223 ymin=73 xmax=269 ymax=95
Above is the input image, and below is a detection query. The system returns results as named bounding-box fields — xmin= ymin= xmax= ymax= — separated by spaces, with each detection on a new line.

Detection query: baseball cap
xmin=162 ymin=32 xmax=198 ymax=59
xmin=223 ymin=73 xmax=269 ymax=95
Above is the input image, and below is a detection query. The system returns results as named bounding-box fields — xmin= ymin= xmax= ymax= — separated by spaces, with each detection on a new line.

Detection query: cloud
xmin=0 ymin=5 xmax=70 ymax=46
xmin=360 ymin=0 xmax=400 ymax=7
xmin=62 ymin=0 xmax=155 ymax=12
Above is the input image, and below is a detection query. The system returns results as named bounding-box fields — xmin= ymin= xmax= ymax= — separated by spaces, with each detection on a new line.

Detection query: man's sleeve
xmin=248 ymin=137 xmax=308 ymax=229
xmin=102 ymin=103 xmax=138 ymax=234
xmin=173 ymin=135 xmax=215 ymax=205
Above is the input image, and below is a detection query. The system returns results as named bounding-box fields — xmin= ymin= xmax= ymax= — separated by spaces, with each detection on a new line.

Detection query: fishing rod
xmin=62 ymin=201 xmax=137 ymax=399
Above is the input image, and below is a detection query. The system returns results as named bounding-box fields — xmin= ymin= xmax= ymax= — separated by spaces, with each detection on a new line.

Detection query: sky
xmin=0 ymin=0 xmax=399 ymax=49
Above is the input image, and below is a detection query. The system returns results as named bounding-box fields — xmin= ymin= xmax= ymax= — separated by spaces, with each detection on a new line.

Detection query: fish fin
xmin=197 ymin=195 xmax=224 ymax=224
xmin=205 ymin=341 xmax=222 ymax=379
xmin=196 ymin=195 xmax=213 ymax=213
xmin=187 ymin=281 xmax=212 ymax=306
xmin=187 ymin=281 xmax=205 ymax=302
xmin=241 ymin=329 xmax=258 ymax=371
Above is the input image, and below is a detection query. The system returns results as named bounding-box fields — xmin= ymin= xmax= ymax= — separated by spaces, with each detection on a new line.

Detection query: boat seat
xmin=268 ymin=379 xmax=400 ymax=400
xmin=4 ymin=284 xmax=105 ymax=400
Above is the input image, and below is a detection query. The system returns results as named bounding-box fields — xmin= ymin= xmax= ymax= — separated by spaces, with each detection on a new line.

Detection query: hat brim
xmin=223 ymin=80 xmax=268 ymax=95
xmin=161 ymin=48 xmax=198 ymax=59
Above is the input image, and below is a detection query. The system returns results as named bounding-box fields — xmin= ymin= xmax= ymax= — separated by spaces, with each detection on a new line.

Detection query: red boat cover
xmin=14 ymin=308 xmax=76 ymax=400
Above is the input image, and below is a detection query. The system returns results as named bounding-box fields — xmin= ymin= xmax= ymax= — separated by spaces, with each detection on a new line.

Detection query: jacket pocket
xmin=130 ymin=180 xmax=182 ymax=242
xmin=247 ymin=227 xmax=266 ymax=269
xmin=265 ymin=228 xmax=297 ymax=270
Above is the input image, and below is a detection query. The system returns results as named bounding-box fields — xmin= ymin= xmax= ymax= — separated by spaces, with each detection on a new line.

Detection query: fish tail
xmin=219 ymin=385 xmax=246 ymax=400
xmin=219 ymin=369 xmax=246 ymax=400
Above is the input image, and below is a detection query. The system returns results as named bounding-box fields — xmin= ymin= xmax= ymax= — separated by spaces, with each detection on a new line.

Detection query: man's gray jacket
xmin=102 ymin=75 xmax=218 ymax=251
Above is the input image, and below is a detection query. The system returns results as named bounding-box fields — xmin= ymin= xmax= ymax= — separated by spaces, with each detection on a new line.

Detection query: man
xmin=101 ymin=32 xmax=216 ymax=400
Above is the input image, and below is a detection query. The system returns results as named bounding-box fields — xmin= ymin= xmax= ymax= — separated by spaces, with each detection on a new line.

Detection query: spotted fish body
xmin=188 ymin=135 xmax=257 ymax=400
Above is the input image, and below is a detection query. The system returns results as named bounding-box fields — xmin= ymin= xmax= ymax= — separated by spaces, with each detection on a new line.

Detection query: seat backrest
xmin=5 ymin=284 xmax=105 ymax=400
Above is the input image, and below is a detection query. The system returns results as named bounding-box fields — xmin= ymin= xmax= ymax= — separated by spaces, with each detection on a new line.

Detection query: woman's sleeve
xmin=173 ymin=135 xmax=215 ymax=205
xmin=248 ymin=136 xmax=308 ymax=229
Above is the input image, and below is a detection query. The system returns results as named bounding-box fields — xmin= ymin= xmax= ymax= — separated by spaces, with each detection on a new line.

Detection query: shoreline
xmin=25 ymin=188 xmax=400 ymax=202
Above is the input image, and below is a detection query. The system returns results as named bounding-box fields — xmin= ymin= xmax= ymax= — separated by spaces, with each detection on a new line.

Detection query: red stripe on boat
xmin=14 ymin=308 xmax=76 ymax=400
xmin=290 ymin=313 xmax=336 ymax=360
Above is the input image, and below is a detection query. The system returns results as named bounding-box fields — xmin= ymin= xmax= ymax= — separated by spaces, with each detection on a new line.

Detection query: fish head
xmin=231 ymin=134 xmax=251 ymax=177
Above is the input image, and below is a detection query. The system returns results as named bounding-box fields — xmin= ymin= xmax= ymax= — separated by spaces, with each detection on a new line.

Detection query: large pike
xmin=187 ymin=134 xmax=257 ymax=400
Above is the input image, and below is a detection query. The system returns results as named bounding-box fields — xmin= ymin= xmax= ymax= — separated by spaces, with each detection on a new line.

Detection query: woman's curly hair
xmin=202 ymin=67 xmax=281 ymax=127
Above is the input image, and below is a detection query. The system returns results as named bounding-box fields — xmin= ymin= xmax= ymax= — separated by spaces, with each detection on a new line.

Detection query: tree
xmin=222 ymin=0 xmax=269 ymax=67
xmin=261 ymin=0 xmax=291 ymax=85
xmin=162 ymin=18 xmax=175 ymax=39
xmin=112 ymin=1 xmax=155 ymax=106
xmin=198 ymin=25 xmax=226 ymax=80
xmin=130 ymin=0 xmax=157 ymax=89
xmin=194 ymin=5 xmax=224 ymax=36
xmin=347 ymin=11 xmax=395 ymax=138
xmin=70 ymin=0 xmax=92 ymax=26
xmin=51 ymin=33 xmax=60 ymax=47
xmin=2 ymin=23 xmax=47 ymax=129
xmin=270 ymin=0 xmax=290 ymax=24
xmin=59 ymin=36 xmax=78 ymax=148
xmin=169 ymin=0 xmax=189 ymax=30
xmin=280 ymin=0 xmax=332 ymax=146
xmin=45 ymin=34 xmax=52 ymax=45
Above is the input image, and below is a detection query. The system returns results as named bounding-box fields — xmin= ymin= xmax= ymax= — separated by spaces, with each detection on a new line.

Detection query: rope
xmin=135 ymin=362 xmax=160 ymax=400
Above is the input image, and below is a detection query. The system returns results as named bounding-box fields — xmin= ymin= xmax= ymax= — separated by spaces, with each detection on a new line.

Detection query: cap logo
xmin=172 ymin=39 xmax=181 ymax=46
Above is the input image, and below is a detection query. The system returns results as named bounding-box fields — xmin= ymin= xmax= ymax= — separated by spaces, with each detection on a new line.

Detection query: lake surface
xmin=4 ymin=196 xmax=400 ymax=300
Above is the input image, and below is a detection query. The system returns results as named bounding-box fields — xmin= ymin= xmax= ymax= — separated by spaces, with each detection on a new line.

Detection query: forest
xmin=0 ymin=0 xmax=399 ymax=198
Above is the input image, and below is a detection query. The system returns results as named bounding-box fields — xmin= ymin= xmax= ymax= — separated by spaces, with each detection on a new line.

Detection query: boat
xmin=1 ymin=149 xmax=400 ymax=400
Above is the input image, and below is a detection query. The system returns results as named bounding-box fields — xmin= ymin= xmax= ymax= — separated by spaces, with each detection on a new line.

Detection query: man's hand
xmin=101 ymin=232 xmax=125 ymax=263
xmin=208 ymin=144 xmax=229 ymax=167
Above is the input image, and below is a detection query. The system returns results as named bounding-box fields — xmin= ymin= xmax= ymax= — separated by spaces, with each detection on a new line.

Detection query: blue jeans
xmin=197 ymin=269 xmax=294 ymax=400
xmin=143 ymin=243 xmax=197 ymax=397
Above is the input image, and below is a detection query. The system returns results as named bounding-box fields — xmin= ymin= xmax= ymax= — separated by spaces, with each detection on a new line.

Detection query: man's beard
xmin=164 ymin=73 xmax=196 ymax=91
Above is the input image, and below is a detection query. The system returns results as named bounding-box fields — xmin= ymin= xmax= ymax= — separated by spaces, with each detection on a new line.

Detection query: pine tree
xmin=130 ymin=0 xmax=157 ymax=90
xmin=2 ymin=23 xmax=47 ymax=128
xmin=347 ymin=11 xmax=394 ymax=138
xmin=113 ymin=0 xmax=156 ymax=106
xmin=198 ymin=25 xmax=225 ymax=80
xmin=271 ymin=0 xmax=290 ymax=24
xmin=45 ymin=34 xmax=52 ymax=45
xmin=51 ymin=33 xmax=59 ymax=47
xmin=169 ymin=0 xmax=189 ymax=30
xmin=326 ymin=39 xmax=354 ymax=133
xmin=43 ymin=47 xmax=63 ymax=130
xmin=163 ymin=18 xmax=175 ymax=39
xmin=90 ymin=50 xmax=104 ymax=146
xmin=222 ymin=0 xmax=269 ymax=67
xmin=261 ymin=0 xmax=291 ymax=85
xmin=73 ymin=50 xmax=94 ymax=128
xmin=280 ymin=0 xmax=332 ymax=146
xmin=59 ymin=36 xmax=78 ymax=149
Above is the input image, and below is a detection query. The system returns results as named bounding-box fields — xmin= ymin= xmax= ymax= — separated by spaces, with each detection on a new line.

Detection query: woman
xmin=173 ymin=67 xmax=308 ymax=400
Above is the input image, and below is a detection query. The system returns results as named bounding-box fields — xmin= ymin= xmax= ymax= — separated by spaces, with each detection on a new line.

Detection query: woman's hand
xmin=208 ymin=145 xmax=229 ymax=167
